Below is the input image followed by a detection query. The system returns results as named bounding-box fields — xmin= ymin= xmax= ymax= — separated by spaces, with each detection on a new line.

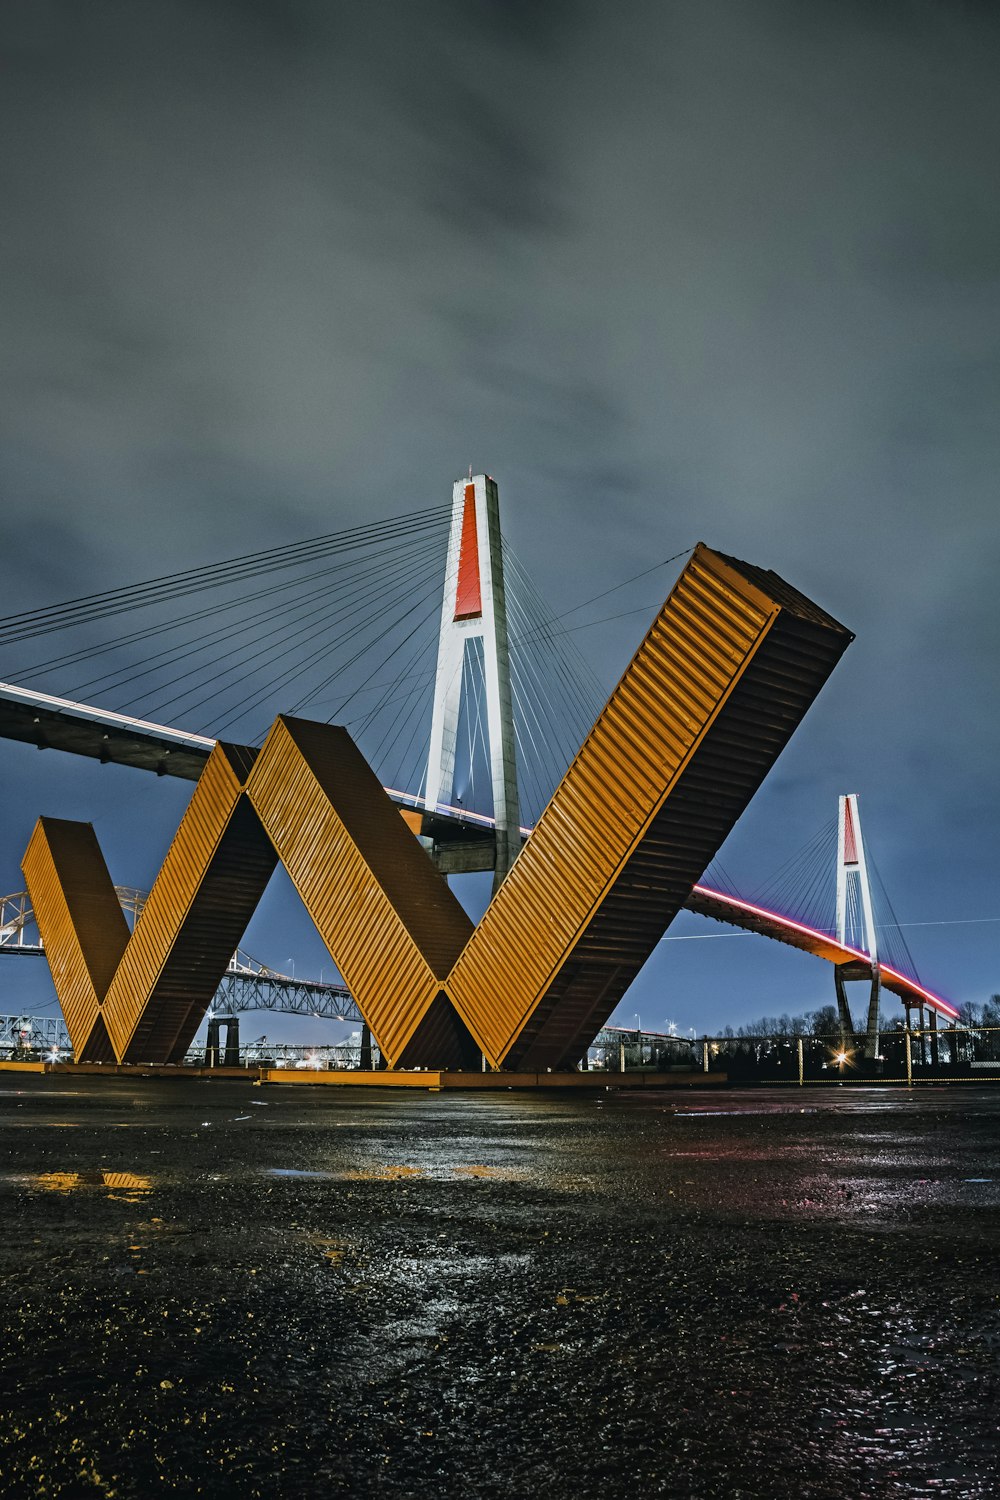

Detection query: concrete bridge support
xmin=835 ymin=794 xmax=882 ymax=1059
xmin=203 ymin=1015 xmax=240 ymax=1067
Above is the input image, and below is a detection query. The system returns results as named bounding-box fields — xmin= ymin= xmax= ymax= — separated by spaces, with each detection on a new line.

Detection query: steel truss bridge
xmin=0 ymin=887 xmax=363 ymax=1024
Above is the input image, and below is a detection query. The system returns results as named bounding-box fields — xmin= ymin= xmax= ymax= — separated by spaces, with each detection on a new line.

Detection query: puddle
xmin=674 ymin=1108 xmax=819 ymax=1117
xmin=265 ymin=1168 xmax=333 ymax=1179
xmin=451 ymin=1164 xmax=527 ymax=1180
xmin=345 ymin=1164 xmax=425 ymax=1180
xmin=265 ymin=1163 xmax=502 ymax=1183
xmin=26 ymin=1170 xmax=153 ymax=1195
xmin=265 ymin=1163 xmax=526 ymax=1183
xmin=297 ymin=1231 xmax=348 ymax=1265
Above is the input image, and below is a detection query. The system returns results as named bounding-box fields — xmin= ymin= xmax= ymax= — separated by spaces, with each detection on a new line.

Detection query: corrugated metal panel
xmin=398 ymin=989 xmax=482 ymax=1070
xmin=247 ymin=716 xmax=476 ymax=1067
xmin=104 ymin=742 xmax=277 ymax=1063
xmin=22 ymin=545 xmax=850 ymax=1074
xmin=447 ymin=545 xmax=852 ymax=1069
xmin=22 ymin=818 xmax=129 ymax=1062
xmin=510 ymin=607 xmax=854 ymax=1069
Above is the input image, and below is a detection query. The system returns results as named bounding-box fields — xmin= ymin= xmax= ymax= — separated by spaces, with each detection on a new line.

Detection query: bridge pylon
xmin=834 ymin=793 xmax=881 ymax=1057
xmin=424 ymin=474 xmax=521 ymax=894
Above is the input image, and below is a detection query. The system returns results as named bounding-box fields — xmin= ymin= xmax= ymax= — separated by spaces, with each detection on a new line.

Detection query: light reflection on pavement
xmin=0 ymin=1078 xmax=998 ymax=1498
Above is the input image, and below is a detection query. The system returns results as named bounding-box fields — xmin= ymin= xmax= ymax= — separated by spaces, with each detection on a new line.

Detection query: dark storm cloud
xmin=0 ymin=0 xmax=585 ymax=565
xmin=1 ymin=0 xmax=999 ymax=1023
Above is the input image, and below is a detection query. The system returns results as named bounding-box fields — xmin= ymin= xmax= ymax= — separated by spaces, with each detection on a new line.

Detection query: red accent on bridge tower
xmin=426 ymin=474 xmax=520 ymax=896
xmin=453 ymin=485 xmax=483 ymax=621
xmin=842 ymin=799 xmax=858 ymax=865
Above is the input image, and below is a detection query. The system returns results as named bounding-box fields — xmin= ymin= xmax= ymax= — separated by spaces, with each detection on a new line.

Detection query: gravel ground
xmin=1 ymin=1077 xmax=999 ymax=1499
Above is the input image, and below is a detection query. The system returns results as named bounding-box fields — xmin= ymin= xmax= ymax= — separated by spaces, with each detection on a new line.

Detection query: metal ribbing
xmin=445 ymin=547 xmax=776 ymax=1064
xmin=446 ymin=545 xmax=852 ymax=1069
xmin=104 ymin=743 xmax=276 ymax=1062
xmin=23 ymin=545 xmax=852 ymax=1073
xmin=511 ymin=608 xmax=855 ymax=1068
xmin=396 ymin=990 xmax=482 ymax=1071
xmin=246 ymin=717 xmax=474 ymax=1067
xmin=21 ymin=818 xmax=130 ymax=1062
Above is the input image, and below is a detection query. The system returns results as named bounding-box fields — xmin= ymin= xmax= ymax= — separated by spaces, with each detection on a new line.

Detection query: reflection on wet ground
xmin=1 ymin=1080 xmax=999 ymax=1497
xmin=20 ymin=1169 xmax=154 ymax=1195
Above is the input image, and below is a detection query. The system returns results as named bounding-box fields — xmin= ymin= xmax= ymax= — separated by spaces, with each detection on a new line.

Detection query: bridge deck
xmin=0 ymin=688 xmax=212 ymax=780
xmin=686 ymin=885 xmax=958 ymax=1019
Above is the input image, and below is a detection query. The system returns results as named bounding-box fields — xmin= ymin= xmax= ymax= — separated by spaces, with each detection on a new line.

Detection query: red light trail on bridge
xmin=687 ymin=884 xmax=959 ymax=1020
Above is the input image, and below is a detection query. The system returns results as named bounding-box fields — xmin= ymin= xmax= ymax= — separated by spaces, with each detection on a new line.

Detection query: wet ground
xmin=1 ymin=1079 xmax=999 ymax=1499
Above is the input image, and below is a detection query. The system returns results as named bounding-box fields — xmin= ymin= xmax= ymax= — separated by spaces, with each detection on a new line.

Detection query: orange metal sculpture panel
xmin=445 ymin=546 xmax=853 ymax=1068
xmin=454 ymin=548 xmax=853 ymax=1066
xmin=22 ymin=818 xmax=130 ymax=1062
xmin=104 ymin=742 xmax=278 ymax=1063
xmin=23 ymin=742 xmax=277 ymax=1065
xmin=245 ymin=716 xmax=478 ymax=1068
xmin=25 ymin=545 xmax=852 ymax=1070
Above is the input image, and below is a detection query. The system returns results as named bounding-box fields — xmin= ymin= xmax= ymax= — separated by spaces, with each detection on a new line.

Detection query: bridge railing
xmin=629 ymin=1027 xmax=1000 ymax=1084
xmin=584 ymin=1023 xmax=1000 ymax=1083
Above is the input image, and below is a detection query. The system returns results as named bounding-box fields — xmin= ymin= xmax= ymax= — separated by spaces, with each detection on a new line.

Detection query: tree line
xmin=719 ymin=995 xmax=1000 ymax=1038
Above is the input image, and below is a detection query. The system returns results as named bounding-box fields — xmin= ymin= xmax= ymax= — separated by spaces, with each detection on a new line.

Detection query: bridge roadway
xmin=0 ymin=682 xmax=958 ymax=1022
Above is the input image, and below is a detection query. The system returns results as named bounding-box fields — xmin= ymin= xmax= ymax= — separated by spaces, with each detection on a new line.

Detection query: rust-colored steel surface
xmin=446 ymin=544 xmax=853 ymax=1069
xmin=246 ymin=716 xmax=478 ymax=1069
xmin=22 ymin=818 xmax=130 ymax=1062
xmin=104 ymin=742 xmax=277 ymax=1064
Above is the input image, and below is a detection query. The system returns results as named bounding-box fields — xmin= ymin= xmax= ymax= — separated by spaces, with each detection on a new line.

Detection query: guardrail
xmin=592 ymin=1026 xmax=1000 ymax=1085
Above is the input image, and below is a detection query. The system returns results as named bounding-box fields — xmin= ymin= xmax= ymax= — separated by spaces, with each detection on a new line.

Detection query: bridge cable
xmin=517 ymin=546 xmax=694 ymax=631
xmin=61 ymin=533 xmax=445 ymax=721
xmin=0 ymin=505 xmax=451 ymax=644
xmin=11 ymin=527 xmax=445 ymax=686
xmin=150 ymin=540 xmax=442 ymax=730
xmin=260 ymin=576 xmax=446 ymax=738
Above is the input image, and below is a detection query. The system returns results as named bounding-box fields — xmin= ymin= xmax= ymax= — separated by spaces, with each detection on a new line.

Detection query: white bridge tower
xmin=834 ymin=793 xmax=881 ymax=1054
xmin=424 ymin=474 xmax=521 ymax=894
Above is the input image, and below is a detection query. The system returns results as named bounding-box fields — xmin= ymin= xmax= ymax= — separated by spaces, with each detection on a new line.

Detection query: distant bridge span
xmin=685 ymin=885 xmax=957 ymax=1021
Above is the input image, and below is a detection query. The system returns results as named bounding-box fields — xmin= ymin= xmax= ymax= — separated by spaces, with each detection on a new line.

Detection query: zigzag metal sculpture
xmin=23 ymin=744 xmax=277 ymax=1064
xmin=24 ymin=544 xmax=852 ymax=1069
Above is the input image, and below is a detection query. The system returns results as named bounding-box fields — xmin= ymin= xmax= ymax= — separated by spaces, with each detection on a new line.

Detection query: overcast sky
xmin=2 ymin=0 xmax=998 ymax=1040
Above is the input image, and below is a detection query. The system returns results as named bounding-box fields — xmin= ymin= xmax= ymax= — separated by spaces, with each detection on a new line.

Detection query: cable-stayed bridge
xmin=0 ymin=478 xmax=957 ymax=1061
